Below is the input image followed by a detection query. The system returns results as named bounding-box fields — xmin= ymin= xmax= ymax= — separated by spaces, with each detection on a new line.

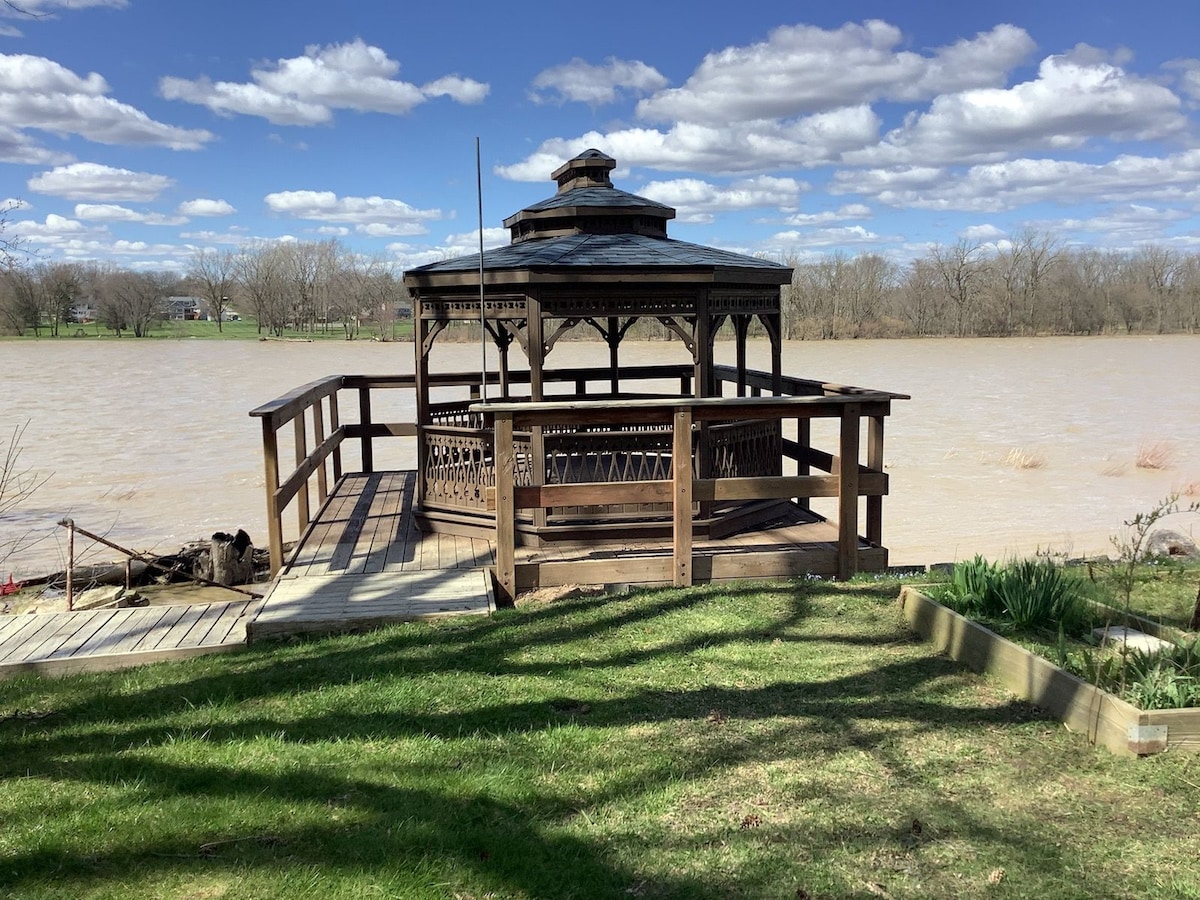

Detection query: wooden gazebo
xmin=252 ymin=151 xmax=907 ymax=607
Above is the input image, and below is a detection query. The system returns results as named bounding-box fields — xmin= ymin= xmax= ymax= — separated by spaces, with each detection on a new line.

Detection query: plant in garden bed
xmin=937 ymin=555 xmax=1096 ymax=638
xmin=1057 ymin=635 xmax=1200 ymax=710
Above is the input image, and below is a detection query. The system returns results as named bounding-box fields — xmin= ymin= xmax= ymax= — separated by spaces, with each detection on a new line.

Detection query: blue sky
xmin=3 ymin=0 xmax=1199 ymax=272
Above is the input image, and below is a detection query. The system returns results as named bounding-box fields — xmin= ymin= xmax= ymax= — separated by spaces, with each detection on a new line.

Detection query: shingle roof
xmin=517 ymin=186 xmax=673 ymax=215
xmin=408 ymin=233 xmax=790 ymax=275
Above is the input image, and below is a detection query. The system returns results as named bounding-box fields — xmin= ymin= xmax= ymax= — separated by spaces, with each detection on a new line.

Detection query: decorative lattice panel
xmin=708 ymin=420 xmax=783 ymax=479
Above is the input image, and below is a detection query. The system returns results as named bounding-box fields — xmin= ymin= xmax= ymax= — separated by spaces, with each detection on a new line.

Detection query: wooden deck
xmin=255 ymin=467 xmax=880 ymax=632
xmin=0 ymin=599 xmax=254 ymax=680
xmin=1 ymin=466 xmax=881 ymax=674
xmin=249 ymin=471 xmax=495 ymax=639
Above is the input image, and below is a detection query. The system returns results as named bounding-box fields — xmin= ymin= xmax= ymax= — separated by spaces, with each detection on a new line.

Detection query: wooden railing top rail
xmin=249 ymin=375 xmax=344 ymax=428
xmin=473 ymin=392 xmax=900 ymax=428
xmin=712 ymin=364 xmax=911 ymax=401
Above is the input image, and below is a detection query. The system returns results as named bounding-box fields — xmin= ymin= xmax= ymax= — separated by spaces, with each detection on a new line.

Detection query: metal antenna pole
xmin=477 ymin=137 xmax=487 ymax=403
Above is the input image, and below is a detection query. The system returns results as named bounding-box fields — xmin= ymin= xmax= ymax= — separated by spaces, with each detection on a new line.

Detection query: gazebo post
xmin=527 ymin=293 xmax=548 ymax=529
xmin=414 ymin=308 xmax=430 ymax=508
xmin=607 ymin=315 xmax=620 ymax=395
xmin=734 ymin=314 xmax=750 ymax=397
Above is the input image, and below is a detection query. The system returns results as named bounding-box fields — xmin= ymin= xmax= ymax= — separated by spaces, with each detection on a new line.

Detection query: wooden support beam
xmin=293 ymin=411 xmax=310 ymax=534
xmin=358 ymin=386 xmax=374 ymax=474
xmin=673 ymin=407 xmax=693 ymax=587
xmin=837 ymin=404 xmax=861 ymax=580
xmin=329 ymin=392 xmax=342 ymax=481
xmin=312 ymin=398 xmax=328 ymax=505
xmin=494 ymin=414 xmax=516 ymax=604
xmin=260 ymin=420 xmax=284 ymax=575
xmin=867 ymin=415 xmax=885 ymax=547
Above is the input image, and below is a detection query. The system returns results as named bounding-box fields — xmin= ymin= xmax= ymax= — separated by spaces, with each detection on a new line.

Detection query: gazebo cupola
xmin=503 ymin=149 xmax=673 ymax=243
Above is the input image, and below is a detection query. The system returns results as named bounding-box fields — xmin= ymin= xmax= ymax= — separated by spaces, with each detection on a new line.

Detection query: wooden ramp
xmin=248 ymin=471 xmax=495 ymax=639
xmin=0 ymin=600 xmax=254 ymax=680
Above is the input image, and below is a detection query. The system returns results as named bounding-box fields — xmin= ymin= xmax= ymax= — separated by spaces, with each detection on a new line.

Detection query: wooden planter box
xmin=900 ymin=586 xmax=1200 ymax=757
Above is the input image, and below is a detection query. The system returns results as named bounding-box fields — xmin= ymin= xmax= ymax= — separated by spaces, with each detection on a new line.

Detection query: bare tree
xmin=931 ymin=240 xmax=985 ymax=337
xmin=1134 ymin=245 xmax=1181 ymax=335
xmin=98 ymin=270 xmax=170 ymax=337
xmin=0 ymin=265 xmax=41 ymax=336
xmin=187 ymin=247 xmax=237 ymax=331
xmin=1 ymin=200 xmax=26 ymax=269
xmin=234 ymin=241 xmax=291 ymax=336
xmin=894 ymin=257 xmax=945 ymax=336
xmin=0 ymin=420 xmax=51 ymax=569
xmin=1018 ymin=229 xmax=1060 ymax=335
xmin=38 ymin=263 xmax=80 ymax=337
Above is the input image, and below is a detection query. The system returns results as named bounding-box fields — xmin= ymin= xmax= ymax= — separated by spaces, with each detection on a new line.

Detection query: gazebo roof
xmin=409 ymin=232 xmax=790 ymax=277
xmin=404 ymin=149 xmax=791 ymax=286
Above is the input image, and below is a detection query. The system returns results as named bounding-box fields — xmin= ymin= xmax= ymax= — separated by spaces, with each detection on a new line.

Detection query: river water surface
xmin=2 ymin=335 xmax=1197 ymax=579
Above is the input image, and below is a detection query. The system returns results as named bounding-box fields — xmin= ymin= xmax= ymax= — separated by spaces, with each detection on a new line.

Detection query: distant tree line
xmin=3 ymin=228 xmax=1199 ymax=340
xmin=0 ymin=239 xmax=409 ymax=339
xmin=778 ymin=232 xmax=1200 ymax=340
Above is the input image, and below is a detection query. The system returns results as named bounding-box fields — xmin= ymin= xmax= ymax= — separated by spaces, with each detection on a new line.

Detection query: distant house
xmin=164 ymin=296 xmax=203 ymax=321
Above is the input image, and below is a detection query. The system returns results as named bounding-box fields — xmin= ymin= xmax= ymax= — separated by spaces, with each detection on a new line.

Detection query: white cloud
xmin=179 ymin=229 xmax=256 ymax=245
xmin=2 ymin=0 xmax=127 ymax=12
xmin=421 ymin=75 xmax=489 ymax=104
xmin=638 ymin=176 xmax=807 ymax=223
xmin=497 ymin=106 xmax=880 ymax=180
xmin=160 ymin=38 xmax=488 ymax=126
xmin=845 ymin=53 xmax=1186 ymax=167
xmin=178 ymin=198 xmax=235 ymax=217
xmin=73 ymin=203 xmax=186 ymax=225
xmin=961 ymin=223 xmax=1006 ymax=241
xmin=386 ymin=226 xmax=508 ymax=269
xmin=0 ymin=123 xmax=73 ymax=164
xmin=0 ymin=53 xmax=212 ymax=152
xmin=28 ymin=162 xmax=174 ymax=201
xmin=355 ymin=222 xmax=430 ymax=237
xmin=531 ymin=57 xmax=668 ymax=105
xmin=779 ymin=204 xmax=872 ymax=226
xmin=8 ymin=213 xmax=93 ymax=238
xmin=1040 ymin=204 xmax=1191 ymax=242
xmin=768 ymin=224 xmax=895 ymax=248
xmin=263 ymin=190 xmax=442 ymax=232
xmin=835 ymin=149 xmax=1200 ymax=211
xmin=1164 ymin=58 xmax=1200 ymax=104
xmin=636 ymin=21 xmax=1034 ymax=125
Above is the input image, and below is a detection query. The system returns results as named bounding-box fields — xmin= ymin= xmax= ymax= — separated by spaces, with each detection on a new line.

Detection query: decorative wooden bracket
xmin=543 ymin=317 xmax=582 ymax=355
xmin=422 ymin=319 xmax=448 ymax=355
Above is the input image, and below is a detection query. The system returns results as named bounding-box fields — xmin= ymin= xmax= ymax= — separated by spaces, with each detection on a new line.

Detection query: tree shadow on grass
xmin=0 ymin=581 xmax=1079 ymax=898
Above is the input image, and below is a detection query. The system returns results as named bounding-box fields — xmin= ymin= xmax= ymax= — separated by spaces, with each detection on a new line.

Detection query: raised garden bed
xmin=901 ymin=586 xmax=1200 ymax=757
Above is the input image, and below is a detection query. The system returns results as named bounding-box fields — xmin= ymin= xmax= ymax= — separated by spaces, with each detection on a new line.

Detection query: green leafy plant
xmin=944 ymin=555 xmax=1090 ymax=634
xmin=993 ymin=558 xmax=1089 ymax=632
xmin=944 ymin=554 xmax=1002 ymax=617
xmin=1063 ymin=636 xmax=1200 ymax=710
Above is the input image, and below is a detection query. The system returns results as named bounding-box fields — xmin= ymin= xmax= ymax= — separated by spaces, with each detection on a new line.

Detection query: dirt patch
xmin=513 ymin=584 xmax=605 ymax=608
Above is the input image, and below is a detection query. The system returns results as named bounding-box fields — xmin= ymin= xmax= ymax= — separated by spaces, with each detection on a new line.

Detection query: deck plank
xmin=297 ymin=475 xmax=364 ymax=574
xmin=45 ymin=609 xmax=120 ymax=659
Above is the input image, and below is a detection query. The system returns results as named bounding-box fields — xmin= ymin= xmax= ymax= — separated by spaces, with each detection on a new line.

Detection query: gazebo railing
xmin=477 ymin=391 xmax=902 ymax=603
xmin=250 ymin=365 xmax=696 ymax=574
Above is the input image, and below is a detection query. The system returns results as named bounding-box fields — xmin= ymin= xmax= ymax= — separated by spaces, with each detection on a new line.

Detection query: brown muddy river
xmin=2 ymin=335 xmax=1197 ymax=579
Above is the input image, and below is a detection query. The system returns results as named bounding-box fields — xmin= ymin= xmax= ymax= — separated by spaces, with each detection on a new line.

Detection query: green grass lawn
xmin=2 ymin=579 xmax=1199 ymax=899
